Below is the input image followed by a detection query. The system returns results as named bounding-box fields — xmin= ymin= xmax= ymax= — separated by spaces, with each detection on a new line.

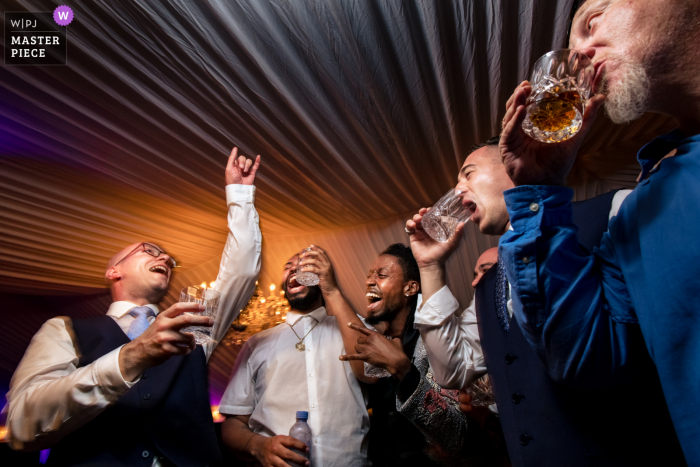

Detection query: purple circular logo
xmin=53 ymin=5 xmax=74 ymax=26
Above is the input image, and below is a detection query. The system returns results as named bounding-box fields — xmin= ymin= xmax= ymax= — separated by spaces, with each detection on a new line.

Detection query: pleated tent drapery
xmin=0 ymin=0 xmax=674 ymax=393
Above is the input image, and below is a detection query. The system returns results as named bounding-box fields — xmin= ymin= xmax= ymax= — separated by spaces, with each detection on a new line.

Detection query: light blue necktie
xmin=126 ymin=306 xmax=155 ymax=340
xmin=495 ymin=253 xmax=509 ymax=334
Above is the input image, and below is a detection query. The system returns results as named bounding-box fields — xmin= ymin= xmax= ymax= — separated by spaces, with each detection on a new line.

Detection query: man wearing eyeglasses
xmin=5 ymin=148 xmax=262 ymax=467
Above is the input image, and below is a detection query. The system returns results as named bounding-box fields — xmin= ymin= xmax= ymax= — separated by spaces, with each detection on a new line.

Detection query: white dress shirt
xmin=414 ymin=189 xmax=632 ymax=390
xmin=220 ymin=306 xmax=370 ymax=467
xmin=5 ymin=184 xmax=261 ymax=458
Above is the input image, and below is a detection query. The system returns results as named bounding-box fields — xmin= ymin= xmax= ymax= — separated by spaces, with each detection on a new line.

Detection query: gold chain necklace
xmin=286 ymin=318 xmax=320 ymax=351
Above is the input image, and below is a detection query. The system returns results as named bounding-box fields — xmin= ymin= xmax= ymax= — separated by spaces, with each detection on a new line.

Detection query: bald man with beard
xmin=5 ymin=148 xmax=262 ymax=467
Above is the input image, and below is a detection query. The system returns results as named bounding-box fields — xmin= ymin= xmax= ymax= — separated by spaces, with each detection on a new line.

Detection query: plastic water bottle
xmin=288 ymin=411 xmax=311 ymax=466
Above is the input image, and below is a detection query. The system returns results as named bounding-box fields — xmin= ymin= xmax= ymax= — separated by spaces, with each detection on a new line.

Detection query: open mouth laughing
xmin=149 ymin=264 xmax=168 ymax=276
xmin=366 ymin=290 xmax=383 ymax=312
xmin=286 ymin=274 xmax=306 ymax=295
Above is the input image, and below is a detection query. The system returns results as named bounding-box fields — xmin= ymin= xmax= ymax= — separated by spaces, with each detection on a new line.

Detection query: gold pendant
xmin=295 ymin=342 xmax=305 ymax=351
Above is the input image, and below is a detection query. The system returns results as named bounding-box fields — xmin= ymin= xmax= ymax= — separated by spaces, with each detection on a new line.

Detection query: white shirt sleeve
xmin=414 ymin=287 xmax=487 ymax=390
xmin=218 ymin=339 xmax=256 ymax=416
xmin=5 ymin=318 xmax=131 ymax=451
xmin=205 ymin=184 xmax=262 ymax=360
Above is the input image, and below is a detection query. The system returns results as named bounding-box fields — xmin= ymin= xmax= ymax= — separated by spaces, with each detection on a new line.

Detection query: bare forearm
xmin=221 ymin=416 xmax=259 ymax=460
xmin=118 ymin=342 xmax=149 ymax=382
xmin=418 ymin=264 xmax=446 ymax=304
xmin=324 ymin=289 xmax=377 ymax=383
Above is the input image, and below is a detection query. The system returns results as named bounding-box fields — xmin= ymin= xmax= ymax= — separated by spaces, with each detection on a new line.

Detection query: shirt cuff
xmin=503 ymin=185 xmax=574 ymax=232
xmin=218 ymin=404 xmax=254 ymax=416
xmin=226 ymin=184 xmax=256 ymax=204
xmin=396 ymin=364 xmax=421 ymax=403
xmin=94 ymin=345 xmax=139 ymax=396
xmin=414 ymin=286 xmax=460 ymax=326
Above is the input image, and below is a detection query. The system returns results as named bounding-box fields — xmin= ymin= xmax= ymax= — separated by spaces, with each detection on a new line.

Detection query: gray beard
xmin=603 ymin=61 xmax=651 ymax=124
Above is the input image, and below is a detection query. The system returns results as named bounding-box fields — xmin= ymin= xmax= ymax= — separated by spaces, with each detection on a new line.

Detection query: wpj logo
xmin=4 ymin=6 xmax=72 ymax=65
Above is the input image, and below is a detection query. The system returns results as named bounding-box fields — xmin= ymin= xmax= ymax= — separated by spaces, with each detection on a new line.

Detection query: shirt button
xmin=529 ymin=202 xmax=539 ymax=212
xmin=522 ymin=256 xmax=530 ymax=264
xmin=512 ymin=393 xmax=524 ymax=404
xmin=142 ymin=450 xmax=150 ymax=458
xmin=389 ymin=411 xmax=395 ymax=416
xmin=520 ymin=435 xmax=531 ymax=446
xmin=311 ymin=403 xmax=315 ymax=408
xmin=143 ymin=394 xmax=151 ymax=400
xmin=141 ymin=373 xmax=148 ymax=379
xmin=505 ymin=354 xmax=517 ymax=364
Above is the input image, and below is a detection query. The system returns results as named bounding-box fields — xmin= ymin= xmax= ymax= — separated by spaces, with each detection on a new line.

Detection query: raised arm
xmin=209 ymin=148 xmax=262 ymax=358
xmin=299 ymin=245 xmax=377 ymax=383
xmin=405 ymin=209 xmax=485 ymax=389
xmin=497 ymin=84 xmax=645 ymax=385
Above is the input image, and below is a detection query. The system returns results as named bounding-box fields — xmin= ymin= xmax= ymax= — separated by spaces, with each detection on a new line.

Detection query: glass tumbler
xmin=521 ymin=49 xmax=594 ymax=143
xmin=466 ymin=374 xmax=496 ymax=407
xmin=421 ymin=188 xmax=474 ymax=243
xmin=295 ymin=247 xmax=320 ymax=286
xmin=179 ymin=285 xmax=220 ymax=345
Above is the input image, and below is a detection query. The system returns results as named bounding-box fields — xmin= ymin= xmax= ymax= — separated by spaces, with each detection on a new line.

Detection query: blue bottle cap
xmin=296 ymin=411 xmax=309 ymax=420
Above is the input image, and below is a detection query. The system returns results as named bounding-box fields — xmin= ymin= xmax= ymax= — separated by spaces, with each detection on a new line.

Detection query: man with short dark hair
xmin=406 ymin=137 xmax=685 ymax=466
xmin=498 ymin=0 xmax=700 ymax=463
xmin=5 ymin=148 xmax=262 ymax=466
xmin=301 ymin=243 xmax=503 ymax=467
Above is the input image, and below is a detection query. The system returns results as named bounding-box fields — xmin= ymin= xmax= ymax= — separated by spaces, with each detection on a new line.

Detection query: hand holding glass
xmin=521 ymin=49 xmax=594 ymax=143
xmin=179 ymin=286 xmax=220 ymax=345
xmin=296 ymin=247 xmax=320 ymax=286
xmin=421 ymin=188 xmax=474 ymax=243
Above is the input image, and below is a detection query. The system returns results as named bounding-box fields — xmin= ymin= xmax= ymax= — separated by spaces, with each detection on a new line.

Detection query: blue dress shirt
xmin=499 ymin=130 xmax=700 ymax=465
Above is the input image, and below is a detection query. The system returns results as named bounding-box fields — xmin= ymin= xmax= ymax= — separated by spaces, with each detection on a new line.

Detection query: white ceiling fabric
xmin=0 ymin=0 xmax=674 ymax=377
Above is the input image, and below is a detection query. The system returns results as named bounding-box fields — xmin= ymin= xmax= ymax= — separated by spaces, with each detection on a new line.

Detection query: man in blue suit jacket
xmin=499 ymin=1 xmax=700 ymax=464
xmin=406 ymin=138 xmax=685 ymax=466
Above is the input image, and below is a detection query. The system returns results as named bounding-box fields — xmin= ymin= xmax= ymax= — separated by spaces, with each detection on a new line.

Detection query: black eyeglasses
xmin=113 ymin=242 xmax=178 ymax=269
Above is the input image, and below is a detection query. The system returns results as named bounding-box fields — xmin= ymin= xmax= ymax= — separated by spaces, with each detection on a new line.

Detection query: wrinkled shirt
xmin=220 ymin=306 xmax=370 ymax=467
xmin=499 ymin=130 xmax=700 ymax=464
xmin=5 ymin=184 xmax=261 ymax=458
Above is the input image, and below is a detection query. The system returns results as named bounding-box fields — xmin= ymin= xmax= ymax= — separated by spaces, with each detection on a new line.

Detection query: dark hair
xmin=470 ymin=135 xmax=500 ymax=154
xmin=380 ymin=243 xmax=420 ymax=286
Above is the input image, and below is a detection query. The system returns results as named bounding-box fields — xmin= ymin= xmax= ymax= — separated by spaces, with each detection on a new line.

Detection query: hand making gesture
xmin=500 ymin=80 xmax=605 ymax=187
xmin=340 ymin=323 xmax=412 ymax=380
xmin=226 ymin=147 xmax=261 ymax=186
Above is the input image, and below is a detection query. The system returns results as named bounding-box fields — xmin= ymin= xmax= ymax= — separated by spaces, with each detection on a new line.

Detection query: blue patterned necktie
xmin=126 ymin=306 xmax=155 ymax=340
xmin=495 ymin=253 xmax=509 ymax=334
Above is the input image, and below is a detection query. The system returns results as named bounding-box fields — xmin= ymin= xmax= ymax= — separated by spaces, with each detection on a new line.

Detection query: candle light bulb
xmin=210 ymin=281 xmax=216 ymax=289
xmin=200 ymin=282 xmax=207 ymax=288
xmin=270 ymin=284 xmax=275 ymax=291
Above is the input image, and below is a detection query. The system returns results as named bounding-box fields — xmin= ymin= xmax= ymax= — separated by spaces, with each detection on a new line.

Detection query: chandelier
xmin=222 ymin=282 xmax=290 ymax=346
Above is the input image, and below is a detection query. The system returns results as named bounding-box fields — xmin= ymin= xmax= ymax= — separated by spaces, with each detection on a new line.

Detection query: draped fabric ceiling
xmin=0 ymin=0 xmax=674 ymax=395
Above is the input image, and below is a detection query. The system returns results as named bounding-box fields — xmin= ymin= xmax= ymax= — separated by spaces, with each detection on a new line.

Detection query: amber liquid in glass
xmin=528 ymin=90 xmax=583 ymax=133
